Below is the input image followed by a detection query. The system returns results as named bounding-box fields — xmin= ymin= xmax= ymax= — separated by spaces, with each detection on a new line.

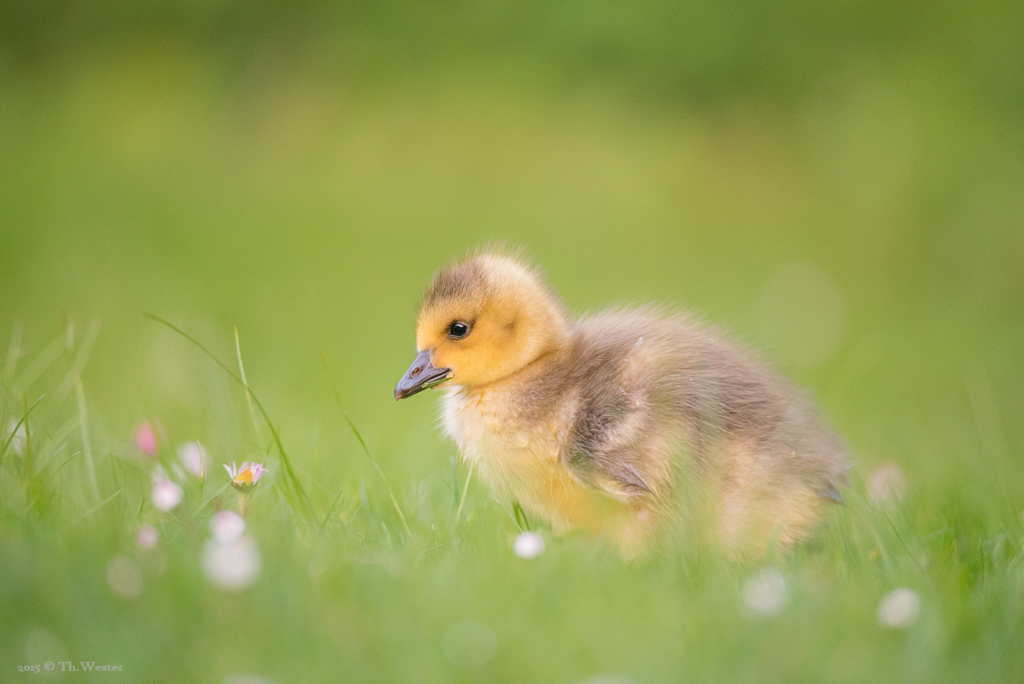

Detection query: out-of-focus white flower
xmin=743 ymin=567 xmax=788 ymax=616
xmin=136 ymin=524 xmax=159 ymax=550
xmin=512 ymin=531 xmax=545 ymax=559
xmin=867 ymin=463 xmax=907 ymax=506
xmin=442 ymin=619 xmax=497 ymax=669
xmin=106 ymin=555 xmax=143 ymax=597
xmin=222 ymin=675 xmax=275 ymax=684
xmin=202 ymin=535 xmax=261 ymax=590
xmin=210 ymin=510 xmax=246 ymax=545
xmin=134 ymin=421 xmax=158 ymax=457
xmin=877 ymin=587 xmax=920 ymax=628
xmin=5 ymin=420 xmax=27 ymax=456
xmin=152 ymin=479 xmax=183 ymax=512
xmin=23 ymin=628 xmax=69 ymax=667
xmin=224 ymin=461 xmax=267 ymax=492
xmin=178 ymin=441 xmax=206 ymax=477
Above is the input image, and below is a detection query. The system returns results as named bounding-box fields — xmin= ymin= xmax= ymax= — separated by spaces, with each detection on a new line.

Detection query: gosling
xmin=395 ymin=251 xmax=847 ymax=558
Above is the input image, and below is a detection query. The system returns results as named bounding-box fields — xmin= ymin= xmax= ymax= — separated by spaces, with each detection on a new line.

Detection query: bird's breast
xmin=440 ymin=386 xmax=554 ymax=468
xmin=440 ymin=385 xmax=623 ymax=532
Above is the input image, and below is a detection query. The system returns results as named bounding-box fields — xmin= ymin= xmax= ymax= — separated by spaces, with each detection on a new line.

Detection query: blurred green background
xmin=1 ymin=0 xmax=1023 ymax=682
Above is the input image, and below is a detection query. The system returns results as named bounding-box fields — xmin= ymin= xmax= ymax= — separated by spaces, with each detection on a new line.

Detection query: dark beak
xmin=394 ymin=349 xmax=451 ymax=400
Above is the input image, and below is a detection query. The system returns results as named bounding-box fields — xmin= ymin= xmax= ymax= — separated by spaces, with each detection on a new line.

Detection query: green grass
xmin=1 ymin=1 xmax=1023 ymax=681
xmin=0 ymin=324 xmax=1022 ymax=683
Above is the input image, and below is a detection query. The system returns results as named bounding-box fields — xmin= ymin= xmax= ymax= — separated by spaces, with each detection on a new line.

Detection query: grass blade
xmin=512 ymin=501 xmax=531 ymax=532
xmin=235 ymin=326 xmax=268 ymax=455
xmin=322 ymin=486 xmax=346 ymax=527
xmin=492 ymin=497 xmax=523 ymax=533
xmin=79 ymin=488 xmax=122 ymax=521
xmin=454 ymin=457 xmax=474 ymax=525
xmin=17 ymin=331 xmax=67 ymax=393
xmin=74 ymin=378 xmax=100 ymax=501
xmin=318 ymin=351 xmax=411 ymax=536
xmin=54 ymin=318 xmax=102 ymax=404
xmin=144 ymin=314 xmax=318 ymax=529
xmin=3 ymin=323 xmax=22 ymax=384
xmin=0 ymin=393 xmax=45 ymax=462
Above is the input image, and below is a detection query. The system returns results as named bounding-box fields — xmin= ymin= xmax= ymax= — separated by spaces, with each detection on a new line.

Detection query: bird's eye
xmin=448 ymin=321 xmax=471 ymax=339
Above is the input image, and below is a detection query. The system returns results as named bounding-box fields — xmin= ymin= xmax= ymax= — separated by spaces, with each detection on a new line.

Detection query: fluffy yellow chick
xmin=395 ymin=251 xmax=847 ymax=558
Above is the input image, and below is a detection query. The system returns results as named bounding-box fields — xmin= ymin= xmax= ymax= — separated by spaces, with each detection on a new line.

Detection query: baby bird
xmin=395 ymin=251 xmax=847 ymax=558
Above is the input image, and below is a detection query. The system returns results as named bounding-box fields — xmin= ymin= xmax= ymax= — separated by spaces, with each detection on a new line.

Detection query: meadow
xmin=1 ymin=1 xmax=1023 ymax=682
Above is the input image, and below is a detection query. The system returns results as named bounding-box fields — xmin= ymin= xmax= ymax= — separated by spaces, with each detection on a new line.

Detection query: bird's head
xmin=395 ymin=252 xmax=569 ymax=399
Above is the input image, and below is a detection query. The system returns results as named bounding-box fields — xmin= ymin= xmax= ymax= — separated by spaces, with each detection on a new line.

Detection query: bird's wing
xmin=562 ymin=388 xmax=661 ymax=501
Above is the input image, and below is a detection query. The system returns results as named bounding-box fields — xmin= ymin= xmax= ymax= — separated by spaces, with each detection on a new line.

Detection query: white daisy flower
xmin=178 ymin=441 xmax=207 ymax=478
xmin=512 ymin=531 xmax=545 ymax=559
xmin=743 ymin=567 xmax=788 ymax=616
xmin=877 ymin=587 xmax=920 ymax=628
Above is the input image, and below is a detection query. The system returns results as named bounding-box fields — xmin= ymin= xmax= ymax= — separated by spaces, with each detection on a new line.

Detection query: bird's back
xmin=549 ymin=307 xmax=847 ymax=554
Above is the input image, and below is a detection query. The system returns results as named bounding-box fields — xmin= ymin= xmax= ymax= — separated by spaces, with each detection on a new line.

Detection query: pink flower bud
xmin=134 ymin=421 xmax=158 ymax=457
